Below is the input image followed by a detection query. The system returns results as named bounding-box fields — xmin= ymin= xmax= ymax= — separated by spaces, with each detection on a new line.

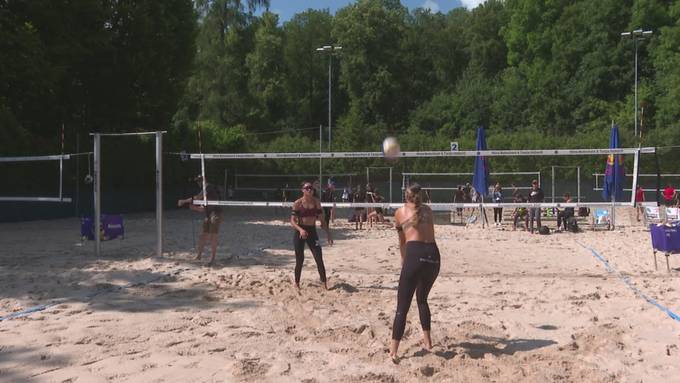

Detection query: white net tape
xmin=190 ymin=147 xmax=654 ymax=160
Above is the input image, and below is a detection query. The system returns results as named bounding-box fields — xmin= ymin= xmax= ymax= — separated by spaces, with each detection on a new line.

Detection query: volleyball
xmin=382 ymin=136 xmax=401 ymax=160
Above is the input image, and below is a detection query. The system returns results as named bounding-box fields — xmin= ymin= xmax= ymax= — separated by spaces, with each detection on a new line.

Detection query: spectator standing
xmin=528 ymin=179 xmax=544 ymax=234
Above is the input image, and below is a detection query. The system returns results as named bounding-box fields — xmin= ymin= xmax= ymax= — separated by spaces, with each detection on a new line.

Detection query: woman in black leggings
xmin=390 ymin=183 xmax=440 ymax=362
xmin=290 ymin=182 xmax=333 ymax=289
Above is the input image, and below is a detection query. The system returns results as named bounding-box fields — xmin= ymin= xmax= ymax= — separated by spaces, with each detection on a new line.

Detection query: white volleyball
xmin=382 ymin=136 xmax=401 ymax=160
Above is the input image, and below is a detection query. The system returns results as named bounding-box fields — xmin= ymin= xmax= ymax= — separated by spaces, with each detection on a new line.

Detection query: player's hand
xmin=299 ymin=229 xmax=308 ymax=239
xmin=177 ymin=199 xmax=184 ymax=207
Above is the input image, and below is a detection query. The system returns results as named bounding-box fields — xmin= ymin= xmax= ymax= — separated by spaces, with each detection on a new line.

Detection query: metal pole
xmin=155 ymin=132 xmax=163 ymax=257
xmin=94 ymin=134 xmax=101 ymax=256
xmin=201 ymin=154 xmax=207 ymax=207
xmin=328 ymin=54 xmax=332 ymax=151
xmin=223 ymin=169 xmax=228 ymax=198
xmin=59 ymin=160 xmax=63 ymax=201
xmin=551 ymin=166 xmax=556 ymax=203
xmin=631 ymin=149 xmax=641 ymax=206
xmin=75 ymin=133 xmax=79 ymax=216
xmin=577 ymin=166 xmax=581 ymax=203
xmin=634 ymin=38 xmax=639 ymax=140
xmin=389 ymin=167 xmax=393 ymax=203
xmin=319 ymin=125 xmax=323 ymax=189
xmin=612 ymin=194 xmax=616 ymax=230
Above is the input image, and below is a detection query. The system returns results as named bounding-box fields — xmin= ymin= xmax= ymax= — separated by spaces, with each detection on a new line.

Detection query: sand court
xmin=1 ymin=208 xmax=679 ymax=382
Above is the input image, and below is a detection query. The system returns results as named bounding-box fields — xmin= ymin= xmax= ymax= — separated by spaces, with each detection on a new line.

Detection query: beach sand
xmin=1 ymin=208 xmax=679 ymax=382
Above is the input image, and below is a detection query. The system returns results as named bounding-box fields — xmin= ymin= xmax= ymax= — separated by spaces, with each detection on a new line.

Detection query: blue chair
xmin=591 ymin=208 xmax=611 ymax=230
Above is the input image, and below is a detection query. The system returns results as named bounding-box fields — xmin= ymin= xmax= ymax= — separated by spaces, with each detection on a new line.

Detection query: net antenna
xmin=187 ymin=146 xmax=655 ymax=228
xmin=91 ymin=131 xmax=165 ymax=257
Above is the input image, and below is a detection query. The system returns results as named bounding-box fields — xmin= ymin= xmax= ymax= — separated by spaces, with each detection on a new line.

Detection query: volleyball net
xmin=1 ymin=140 xmax=664 ymax=257
xmin=182 ymin=147 xmax=657 ymax=211
xmin=0 ymin=153 xmax=92 ymax=203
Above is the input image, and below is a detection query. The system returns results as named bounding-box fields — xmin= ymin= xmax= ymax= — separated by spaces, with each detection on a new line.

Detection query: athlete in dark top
xmin=389 ymin=183 xmax=440 ymax=362
xmin=321 ymin=181 xmax=337 ymax=228
xmin=353 ymin=185 xmax=366 ymax=230
xmin=290 ymin=182 xmax=333 ymax=289
xmin=528 ymin=179 xmax=544 ymax=234
xmin=556 ymin=193 xmax=574 ymax=231
xmin=177 ymin=176 xmax=223 ymax=266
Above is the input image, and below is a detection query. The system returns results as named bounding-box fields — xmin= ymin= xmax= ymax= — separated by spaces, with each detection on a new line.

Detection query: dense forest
xmin=2 ymin=0 xmax=680 ymax=179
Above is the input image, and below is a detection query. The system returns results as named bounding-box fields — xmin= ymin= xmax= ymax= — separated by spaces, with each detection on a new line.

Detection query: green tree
xmin=333 ymin=0 xmax=409 ymax=125
xmin=246 ymin=12 xmax=286 ymax=131
xmin=651 ymin=1 xmax=680 ymax=133
xmin=282 ymin=9 xmax=335 ymax=136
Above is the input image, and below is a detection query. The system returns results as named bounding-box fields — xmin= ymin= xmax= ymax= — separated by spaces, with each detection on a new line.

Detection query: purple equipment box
xmin=81 ymin=215 xmax=125 ymax=241
xmin=649 ymin=223 xmax=680 ymax=272
xmin=650 ymin=223 xmax=680 ymax=253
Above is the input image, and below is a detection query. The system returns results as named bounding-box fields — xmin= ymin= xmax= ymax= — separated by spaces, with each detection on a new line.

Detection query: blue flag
xmin=602 ymin=125 xmax=625 ymax=201
xmin=473 ymin=126 xmax=489 ymax=198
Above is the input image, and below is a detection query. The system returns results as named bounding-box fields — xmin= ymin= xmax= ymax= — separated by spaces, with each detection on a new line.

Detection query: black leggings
xmin=493 ymin=208 xmax=503 ymax=223
xmin=293 ymin=225 xmax=326 ymax=284
xmin=392 ymin=241 xmax=440 ymax=341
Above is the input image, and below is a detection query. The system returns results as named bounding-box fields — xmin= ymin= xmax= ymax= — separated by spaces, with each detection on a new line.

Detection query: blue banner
xmin=473 ymin=126 xmax=489 ymax=197
xmin=602 ymin=125 xmax=625 ymax=201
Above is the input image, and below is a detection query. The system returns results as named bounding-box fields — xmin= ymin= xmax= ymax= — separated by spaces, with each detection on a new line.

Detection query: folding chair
xmin=591 ymin=208 xmax=611 ymax=230
xmin=666 ymin=207 xmax=680 ymax=223
xmin=644 ymin=206 xmax=662 ymax=225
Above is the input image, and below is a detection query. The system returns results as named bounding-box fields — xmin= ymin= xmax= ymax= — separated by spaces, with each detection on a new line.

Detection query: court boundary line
xmin=576 ymin=241 xmax=680 ymax=323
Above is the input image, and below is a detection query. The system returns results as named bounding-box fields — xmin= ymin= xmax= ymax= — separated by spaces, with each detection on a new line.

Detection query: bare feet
xmin=389 ymin=339 xmax=400 ymax=364
xmin=423 ymin=330 xmax=432 ymax=350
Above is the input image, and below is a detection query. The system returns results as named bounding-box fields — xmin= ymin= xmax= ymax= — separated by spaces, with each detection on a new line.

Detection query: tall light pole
xmin=621 ymin=29 xmax=652 ymax=141
xmin=316 ymin=44 xmax=342 ymax=151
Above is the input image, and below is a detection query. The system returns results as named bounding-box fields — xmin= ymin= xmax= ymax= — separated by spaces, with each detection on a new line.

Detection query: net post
xmin=156 ymin=131 xmax=163 ymax=257
xmin=319 ymin=125 xmax=323 ymax=190
xmin=577 ymin=166 xmax=581 ymax=203
xmin=389 ymin=167 xmax=393 ymax=203
xmin=551 ymin=166 xmax=555 ymax=202
xmin=201 ymin=154 xmax=207 ymax=207
xmin=59 ymin=123 xmax=64 ymax=201
xmin=630 ymin=149 xmax=640 ymax=206
xmin=94 ymin=134 xmax=101 ymax=256
xmin=611 ymin=195 xmax=616 ymax=230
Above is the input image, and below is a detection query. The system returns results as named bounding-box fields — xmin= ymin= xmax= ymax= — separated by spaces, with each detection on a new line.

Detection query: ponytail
xmin=406 ymin=183 xmax=425 ymax=224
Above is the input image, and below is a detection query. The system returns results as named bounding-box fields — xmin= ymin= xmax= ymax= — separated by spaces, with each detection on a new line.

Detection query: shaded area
xmin=453 ymin=335 xmax=557 ymax=359
xmin=0 ymin=345 xmax=72 ymax=382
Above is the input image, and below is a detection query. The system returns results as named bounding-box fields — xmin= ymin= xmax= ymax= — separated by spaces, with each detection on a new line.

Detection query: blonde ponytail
xmin=406 ymin=183 xmax=425 ymax=224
